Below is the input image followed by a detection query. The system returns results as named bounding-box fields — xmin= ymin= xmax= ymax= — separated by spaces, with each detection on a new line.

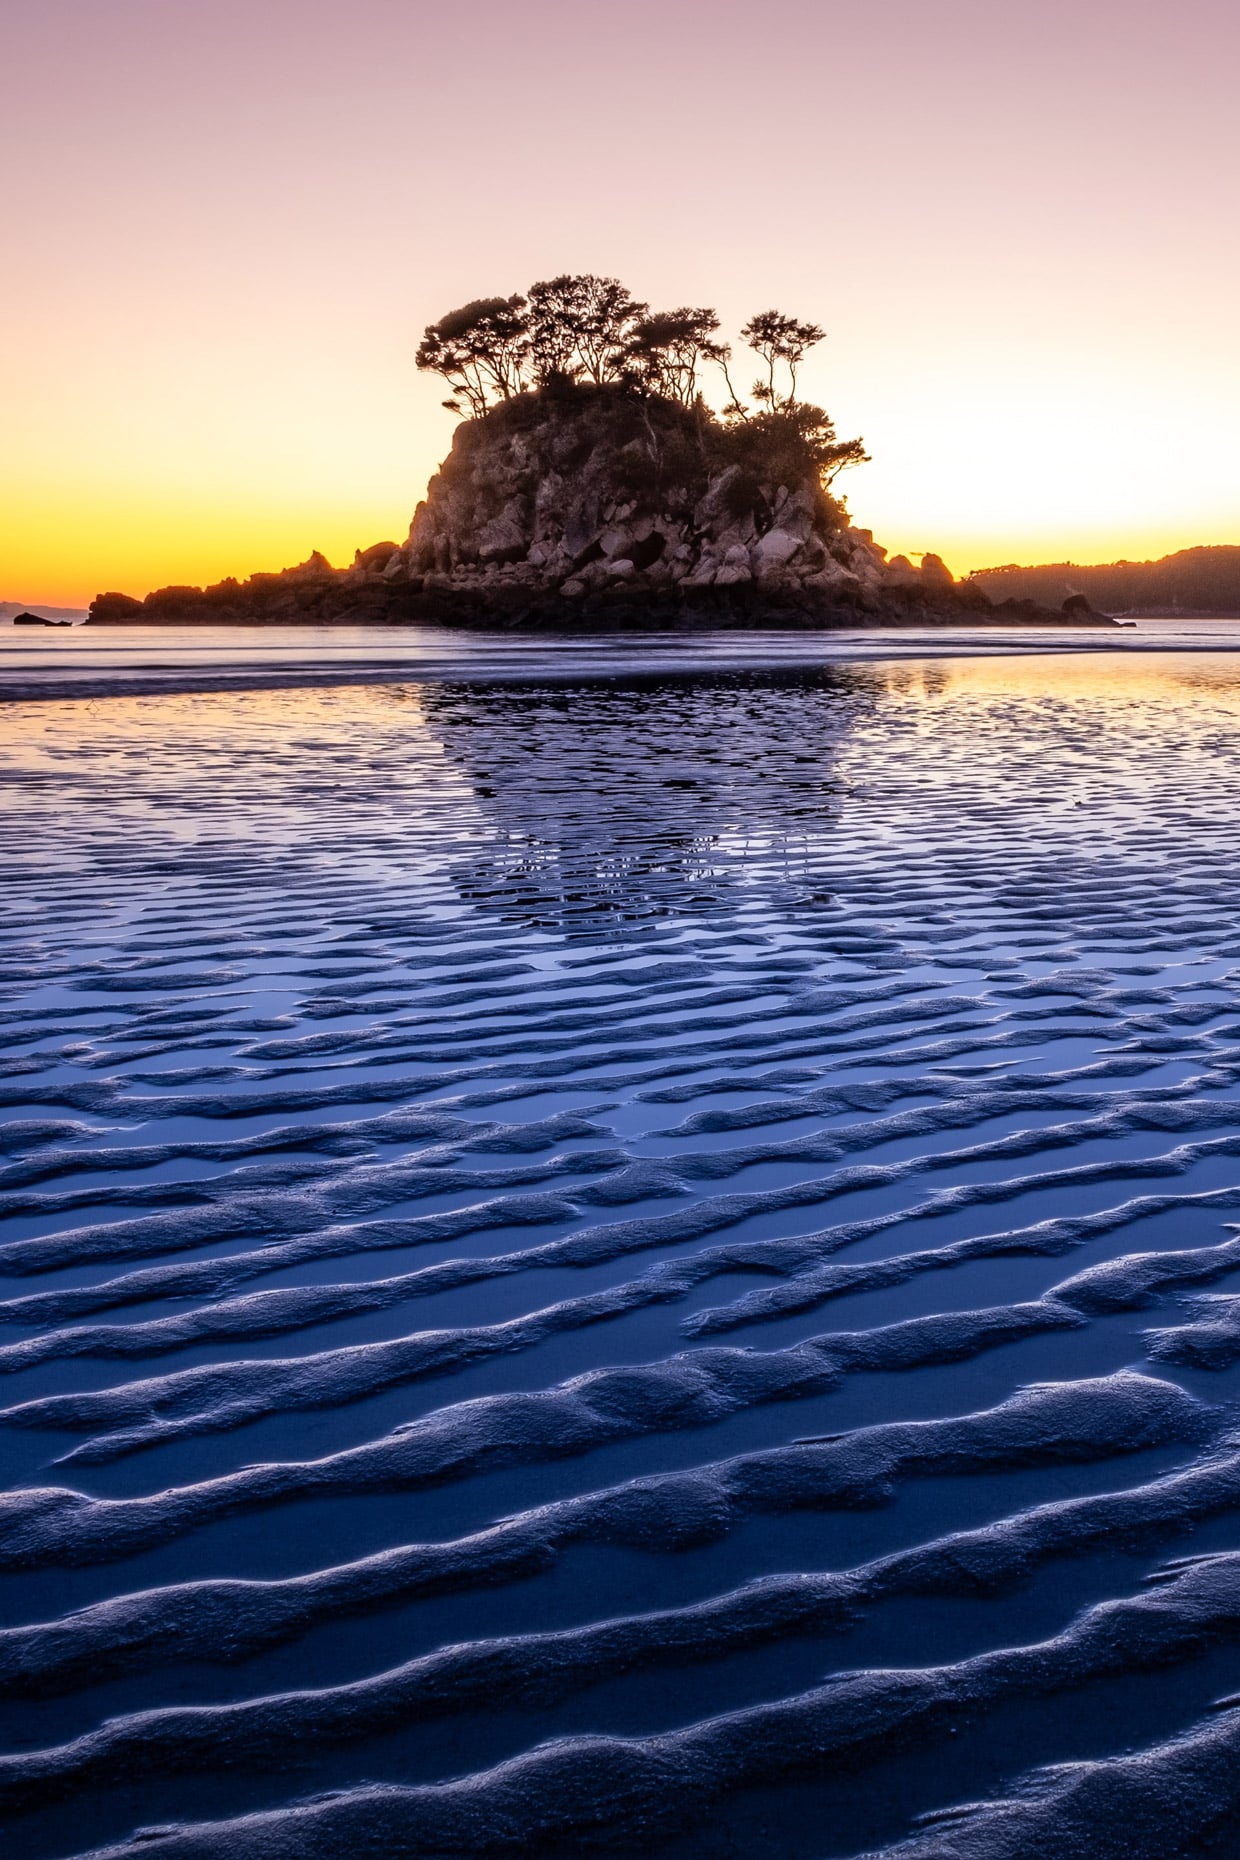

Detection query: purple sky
xmin=3 ymin=0 xmax=1238 ymax=601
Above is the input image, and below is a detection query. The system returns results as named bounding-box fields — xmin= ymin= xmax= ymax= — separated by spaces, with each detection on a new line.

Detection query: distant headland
xmin=969 ymin=546 xmax=1240 ymax=617
xmin=89 ymin=275 xmax=1113 ymax=630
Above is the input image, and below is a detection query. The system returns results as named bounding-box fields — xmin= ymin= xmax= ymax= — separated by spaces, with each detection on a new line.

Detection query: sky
xmin=2 ymin=0 xmax=1238 ymax=606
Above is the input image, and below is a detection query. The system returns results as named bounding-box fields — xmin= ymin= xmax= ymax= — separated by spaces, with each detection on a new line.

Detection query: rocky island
xmin=90 ymin=276 xmax=1113 ymax=630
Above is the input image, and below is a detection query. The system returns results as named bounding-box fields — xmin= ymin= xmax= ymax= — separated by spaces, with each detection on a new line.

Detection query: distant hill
xmin=1 ymin=601 xmax=87 ymax=624
xmin=968 ymin=546 xmax=1240 ymax=615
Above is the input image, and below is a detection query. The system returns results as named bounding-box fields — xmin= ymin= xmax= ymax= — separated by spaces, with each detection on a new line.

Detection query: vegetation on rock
xmin=414 ymin=272 xmax=868 ymax=491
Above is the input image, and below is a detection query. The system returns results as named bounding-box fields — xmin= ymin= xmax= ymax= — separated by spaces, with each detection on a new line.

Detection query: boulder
xmin=477 ymin=504 xmax=528 ymax=564
xmin=693 ymin=466 xmax=746 ymax=532
xmin=752 ymin=528 xmax=803 ymax=574
xmin=88 ymin=592 xmax=145 ymax=623
xmin=920 ymin=552 xmax=955 ymax=589
xmin=713 ymin=521 xmax=758 ymax=555
xmin=795 ymin=535 xmax=829 ymax=575
xmin=883 ymin=554 xmax=922 ymax=588
xmin=682 ymin=556 xmax=720 ymax=588
xmin=353 ymin=540 xmax=400 ymax=571
xmin=285 ymin=551 xmax=335 ymax=580
xmin=533 ymin=471 xmax=566 ymax=527
xmin=715 ymin=545 xmax=752 ymax=587
xmin=563 ymin=508 xmax=604 ymax=560
xmin=802 ymin=563 xmax=862 ymax=595
xmin=770 ymin=485 xmax=817 ymax=541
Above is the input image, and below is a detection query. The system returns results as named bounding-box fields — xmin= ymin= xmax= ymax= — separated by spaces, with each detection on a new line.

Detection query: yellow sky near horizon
xmin=3 ymin=0 xmax=1238 ymax=609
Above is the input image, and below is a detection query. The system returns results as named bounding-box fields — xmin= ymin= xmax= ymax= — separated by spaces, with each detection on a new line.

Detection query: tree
xmin=740 ymin=310 xmax=826 ymax=410
xmin=815 ymin=429 xmax=870 ymax=486
xmin=526 ymin=274 xmax=648 ymax=386
xmin=623 ymin=307 xmax=728 ymax=407
xmin=416 ymin=296 xmax=530 ymax=417
xmin=527 ymin=276 xmax=589 ymax=383
xmin=576 ymin=276 xmax=648 ymax=384
xmin=414 ymin=284 xmax=864 ymax=503
xmin=719 ymin=401 xmax=869 ymax=498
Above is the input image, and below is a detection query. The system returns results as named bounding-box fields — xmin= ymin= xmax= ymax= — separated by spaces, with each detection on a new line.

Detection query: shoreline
xmin=5 ymin=624 xmax=1240 ymax=705
xmin=81 ymin=604 xmax=1118 ymax=631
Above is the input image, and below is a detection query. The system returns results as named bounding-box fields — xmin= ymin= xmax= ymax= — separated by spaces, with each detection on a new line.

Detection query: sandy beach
xmin=4 ymin=643 xmax=1240 ymax=1856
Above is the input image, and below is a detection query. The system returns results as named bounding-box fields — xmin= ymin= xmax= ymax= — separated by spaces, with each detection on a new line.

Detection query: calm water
xmin=3 ymin=614 xmax=1240 ymax=701
xmin=4 ymin=646 xmax=1240 ymax=1858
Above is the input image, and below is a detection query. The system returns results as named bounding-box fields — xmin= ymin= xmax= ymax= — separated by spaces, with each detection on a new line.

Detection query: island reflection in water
xmin=416 ymin=667 xmax=886 ymax=931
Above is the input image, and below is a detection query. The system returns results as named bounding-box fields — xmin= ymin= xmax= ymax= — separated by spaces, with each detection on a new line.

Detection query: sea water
xmin=3 ymin=645 xmax=1240 ymax=1858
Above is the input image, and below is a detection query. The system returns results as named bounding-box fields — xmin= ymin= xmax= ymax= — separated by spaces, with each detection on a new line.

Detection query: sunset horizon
xmin=4 ymin=0 xmax=1238 ymax=608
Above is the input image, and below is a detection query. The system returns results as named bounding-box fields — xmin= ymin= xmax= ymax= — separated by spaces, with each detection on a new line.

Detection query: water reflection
xmin=415 ymin=668 xmax=883 ymax=931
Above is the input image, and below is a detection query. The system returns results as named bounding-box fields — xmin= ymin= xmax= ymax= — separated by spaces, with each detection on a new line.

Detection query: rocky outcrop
xmin=89 ymin=555 xmax=392 ymax=627
xmin=397 ymin=389 xmax=973 ymax=623
xmin=388 ymin=391 xmax=1113 ymax=626
xmin=89 ymin=389 xmax=1116 ymax=628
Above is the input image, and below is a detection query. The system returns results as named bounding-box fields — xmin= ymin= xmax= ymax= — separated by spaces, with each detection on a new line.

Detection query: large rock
xmin=400 ymin=386 xmax=1015 ymax=623
xmin=84 ymin=592 xmax=145 ymax=622
xmin=715 ymin=544 xmax=753 ymax=587
xmin=802 ymin=563 xmax=862 ymax=595
xmin=920 ymin=551 xmax=955 ymax=589
xmin=752 ymin=528 xmax=804 ymax=574
xmin=693 ymin=467 xmax=746 ymax=533
xmin=883 ymin=554 xmax=920 ymax=587
xmin=477 ymin=506 xmax=527 ymax=564
xmin=768 ymin=486 xmax=817 ymax=541
xmin=284 ymin=551 xmax=335 ymax=580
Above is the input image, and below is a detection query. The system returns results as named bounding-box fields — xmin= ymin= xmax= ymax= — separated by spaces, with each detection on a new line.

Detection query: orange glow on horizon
xmin=3 ymin=0 xmax=1238 ymax=609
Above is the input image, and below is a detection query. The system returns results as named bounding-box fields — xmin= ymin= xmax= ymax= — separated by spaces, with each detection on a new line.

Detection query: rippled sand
xmin=5 ymin=652 xmax=1240 ymax=1858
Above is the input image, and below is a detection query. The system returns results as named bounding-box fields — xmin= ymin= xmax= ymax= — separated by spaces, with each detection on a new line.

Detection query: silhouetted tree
xmin=741 ymin=310 xmax=825 ymax=409
xmin=576 ymin=276 xmax=648 ymax=384
xmin=416 ymin=296 xmax=530 ymax=416
xmin=720 ymin=402 xmax=868 ymax=494
xmin=623 ymin=308 xmax=728 ymax=407
xmin=415 ymin=279 xmax=866 ymax=499
xmin=527 ymin=276 xmax=587 ymax=383
xmin=526 ymin=274 xmax=648 ymax=386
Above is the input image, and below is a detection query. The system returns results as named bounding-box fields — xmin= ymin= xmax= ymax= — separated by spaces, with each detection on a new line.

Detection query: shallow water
xmin=5 ymin=650 xmax=1240 ymax=1858
xmin=3 ymin=613 xmax=1240 ymax=703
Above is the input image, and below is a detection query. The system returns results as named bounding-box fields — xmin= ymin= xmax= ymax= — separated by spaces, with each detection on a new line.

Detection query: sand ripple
xmin=4 ymin=655 xmax=1240 ymax=1857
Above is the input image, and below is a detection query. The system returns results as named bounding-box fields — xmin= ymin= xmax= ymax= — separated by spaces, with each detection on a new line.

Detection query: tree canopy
xmin=416 ymin=274 xmax=867 ymax=491
xmin=415 ymin=296 xmax=530 ymax=418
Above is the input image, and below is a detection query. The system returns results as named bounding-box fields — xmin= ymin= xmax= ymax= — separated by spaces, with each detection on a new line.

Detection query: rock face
xmin=395 ymin=390 xmax=1110 ymax=626
xmin=87 ymin=388 xmax=1116 ymax=628
xmin=398 ymin=388 xmax=980 ymax=624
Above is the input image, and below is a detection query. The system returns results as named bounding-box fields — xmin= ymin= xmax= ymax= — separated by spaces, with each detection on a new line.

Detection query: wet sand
xmin=4 ymin=647 xmax=1240 ymax=1857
